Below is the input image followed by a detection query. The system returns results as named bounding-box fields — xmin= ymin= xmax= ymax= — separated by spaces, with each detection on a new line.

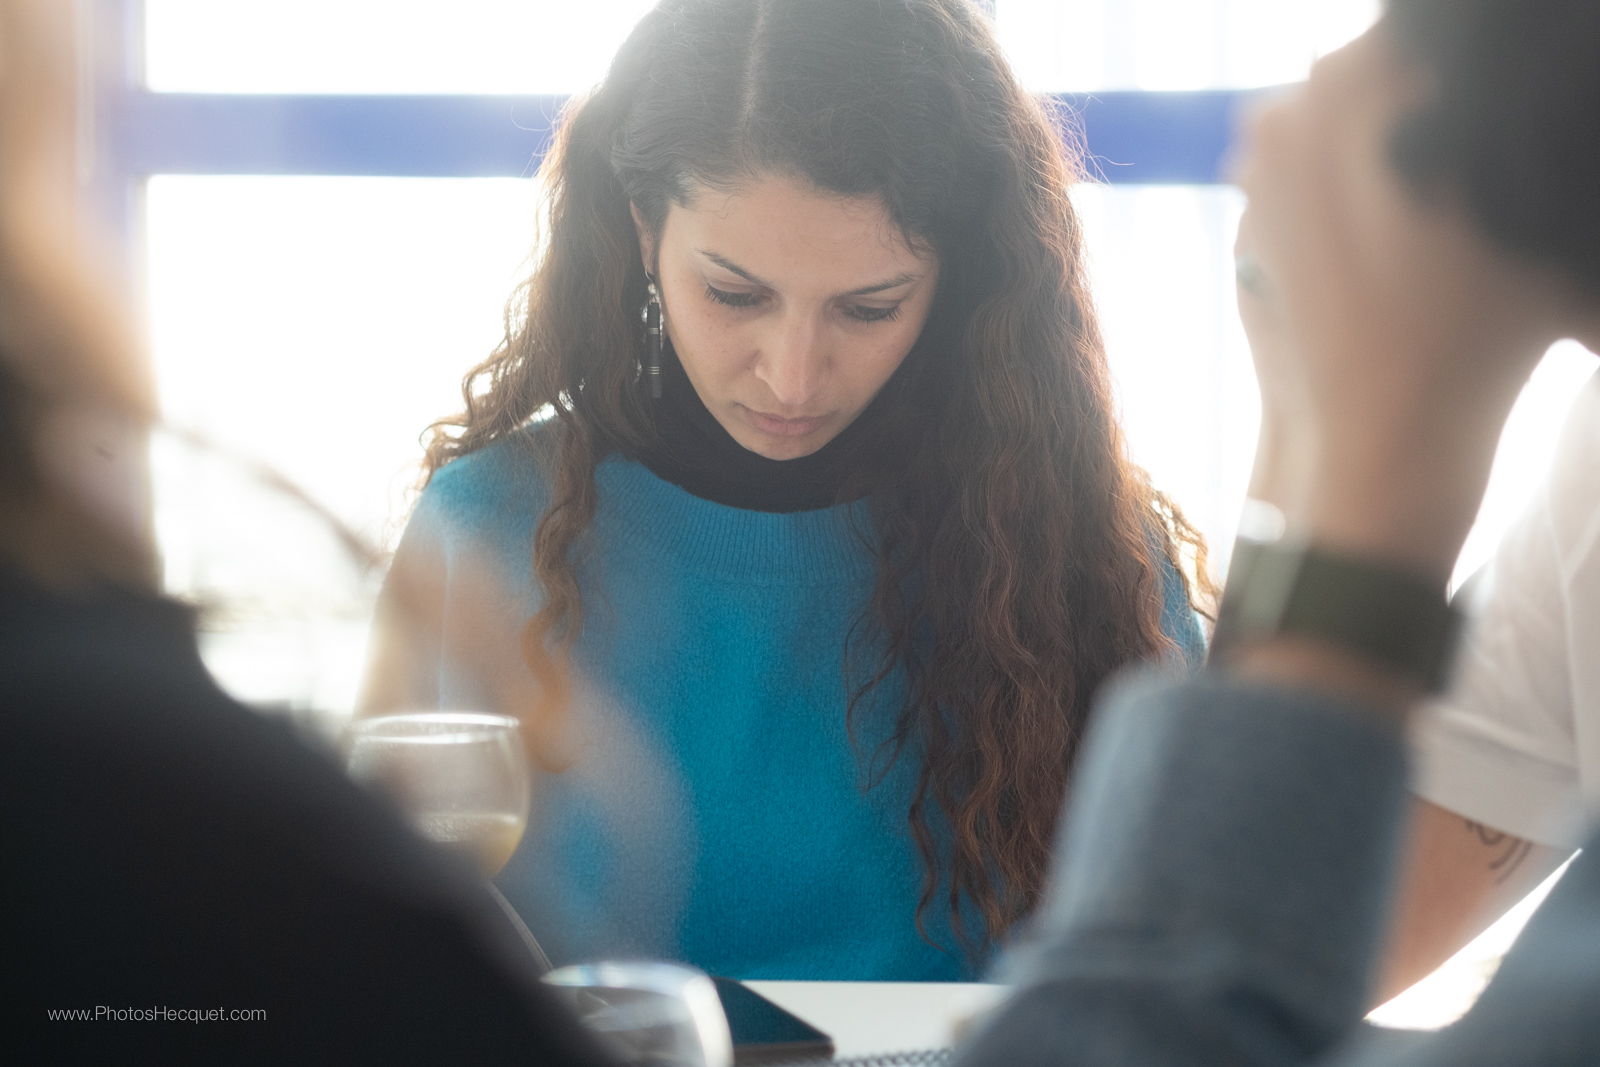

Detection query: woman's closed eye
xmin=705 ymin=283 xmax=764 ymax=309
xmin=705 ymin=283 xmax=902 ymax=324
xmin=843 ymin=303 xmax=902 ymax=323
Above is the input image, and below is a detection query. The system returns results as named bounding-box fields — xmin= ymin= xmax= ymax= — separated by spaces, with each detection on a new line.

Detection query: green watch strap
xmin=1213 ymin=539 xmax=1466 ymax=692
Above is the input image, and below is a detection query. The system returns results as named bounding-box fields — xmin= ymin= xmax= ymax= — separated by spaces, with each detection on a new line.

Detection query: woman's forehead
xmin=667 ymin=175 xmax=935 ymax=286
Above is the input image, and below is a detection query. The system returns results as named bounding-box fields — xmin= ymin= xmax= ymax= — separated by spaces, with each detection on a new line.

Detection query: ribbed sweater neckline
xmin=595 ymin=457 xmax=878 ymax=586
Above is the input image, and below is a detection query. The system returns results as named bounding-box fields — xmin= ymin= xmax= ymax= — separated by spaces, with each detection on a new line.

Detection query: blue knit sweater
xmin=398 ymin=426 xmax=1205 ymax=981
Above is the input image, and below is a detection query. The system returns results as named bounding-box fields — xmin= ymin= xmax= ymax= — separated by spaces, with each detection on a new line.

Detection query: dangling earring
xmin=642 ymin=277 xmax=664 ymax=400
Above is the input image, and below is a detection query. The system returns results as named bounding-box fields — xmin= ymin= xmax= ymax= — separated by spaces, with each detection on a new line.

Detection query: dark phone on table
xmin=713 ymin=977 xmax=835 ymax=1065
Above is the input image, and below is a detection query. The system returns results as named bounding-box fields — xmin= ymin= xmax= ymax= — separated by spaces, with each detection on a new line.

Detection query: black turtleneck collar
xmin=633 ymin=347 xmax=887 ymax=513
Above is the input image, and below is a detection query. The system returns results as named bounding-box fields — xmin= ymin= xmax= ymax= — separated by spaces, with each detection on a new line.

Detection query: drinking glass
xmin=343 ymin=712 xmax=530 ymax=877
xmin=542 ymin=962 xmax=734 ymax=1067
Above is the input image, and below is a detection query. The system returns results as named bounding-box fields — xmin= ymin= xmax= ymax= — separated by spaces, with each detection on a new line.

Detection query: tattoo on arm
xmin=1464 ymin=820 xmax=1534 ymax=885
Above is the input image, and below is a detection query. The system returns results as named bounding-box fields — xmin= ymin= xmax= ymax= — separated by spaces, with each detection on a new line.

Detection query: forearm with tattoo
xmin=1464 ymin=820 xmax=1534 ymax=885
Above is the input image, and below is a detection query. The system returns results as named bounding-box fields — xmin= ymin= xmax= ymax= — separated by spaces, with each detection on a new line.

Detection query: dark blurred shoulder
xmin=0 ymin=567 xmax=611 ymax=1064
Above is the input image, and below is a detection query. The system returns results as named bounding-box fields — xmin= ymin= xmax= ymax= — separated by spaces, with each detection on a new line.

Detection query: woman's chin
xmin=743 ymin=436 xmax=830 ymax=461
xmin=730 ymin=427 xmax=835 ymax=461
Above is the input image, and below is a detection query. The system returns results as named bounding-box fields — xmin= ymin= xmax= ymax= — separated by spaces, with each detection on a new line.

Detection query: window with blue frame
xmin=88 ymin=0 xmax=1591 ymax=725
xmin=60 ymin=2 xmax=1598 ymax=1038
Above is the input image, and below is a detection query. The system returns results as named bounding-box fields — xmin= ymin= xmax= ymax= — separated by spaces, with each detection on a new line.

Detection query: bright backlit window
xmin=147 ymin=175 xmax=538 ymax=721
xmin=147 ymin=175 xmax=537 ymax=544
xmin=996 ymin=0 xmax=1381 ymax=91
xmin=145 ymin=0 xmax=659 ymax=94
xmin=140 ymin=0 xmax=1594 ymax=720
xmin=134 ymin=0 xmax=1597 ymax=1025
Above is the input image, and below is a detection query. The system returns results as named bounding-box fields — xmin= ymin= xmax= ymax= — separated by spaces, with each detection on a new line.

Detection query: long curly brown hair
xmin=425 ymin=0 xmax=1211 ymax=953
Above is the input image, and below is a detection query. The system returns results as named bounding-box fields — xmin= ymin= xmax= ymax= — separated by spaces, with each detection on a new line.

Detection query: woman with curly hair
xmin=364 ymin=0 xmax=1208 ymax=981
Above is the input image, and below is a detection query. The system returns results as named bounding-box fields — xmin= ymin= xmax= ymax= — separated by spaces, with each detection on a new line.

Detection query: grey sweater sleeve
xmin=955 ymin=670 xmax=1412 ymax=1067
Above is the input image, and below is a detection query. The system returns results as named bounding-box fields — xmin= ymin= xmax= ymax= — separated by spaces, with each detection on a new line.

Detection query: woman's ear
xmin=629 ymin=202 xmax=658 ymax=276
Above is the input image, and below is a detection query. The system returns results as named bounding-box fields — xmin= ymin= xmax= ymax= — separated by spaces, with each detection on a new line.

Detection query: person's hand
xmin=1232 ymin=23 xmax=1570 ymax=585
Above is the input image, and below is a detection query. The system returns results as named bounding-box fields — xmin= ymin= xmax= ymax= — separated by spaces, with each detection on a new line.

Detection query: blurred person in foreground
xmin=0 ymin=1 xmax=611 ymax=1060
xmin=956 ymin=0 xmax=1600 ymax=1064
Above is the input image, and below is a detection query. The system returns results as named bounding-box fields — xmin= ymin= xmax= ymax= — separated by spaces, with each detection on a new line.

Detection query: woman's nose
xmin=753 ymin=314 xmax=829 ymax=409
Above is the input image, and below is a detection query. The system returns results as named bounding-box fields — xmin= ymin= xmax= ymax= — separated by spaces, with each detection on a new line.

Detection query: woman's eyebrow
xmin=843 ymin=272 xmax=921 ymax=297
xmin=697 ymin=249 xmax=921 ymax=297
xmin=698 ymin=250 xmax=772 ymax=287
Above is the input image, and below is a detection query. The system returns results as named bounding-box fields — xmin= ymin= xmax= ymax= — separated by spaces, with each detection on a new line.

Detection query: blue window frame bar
xmin=107 ymin=89 xmax=1243 ymax=182
xmin=81 ymin=0 xmax=1245 ymax=257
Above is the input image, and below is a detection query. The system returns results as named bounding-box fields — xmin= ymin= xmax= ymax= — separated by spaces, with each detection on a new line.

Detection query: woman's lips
xmin=742 ymin=406 xmax=831 ymax=438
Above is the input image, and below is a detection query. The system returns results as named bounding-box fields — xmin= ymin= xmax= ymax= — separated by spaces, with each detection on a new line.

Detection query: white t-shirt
xmin=1411 ymin=372 xmax=1600 ymax=848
